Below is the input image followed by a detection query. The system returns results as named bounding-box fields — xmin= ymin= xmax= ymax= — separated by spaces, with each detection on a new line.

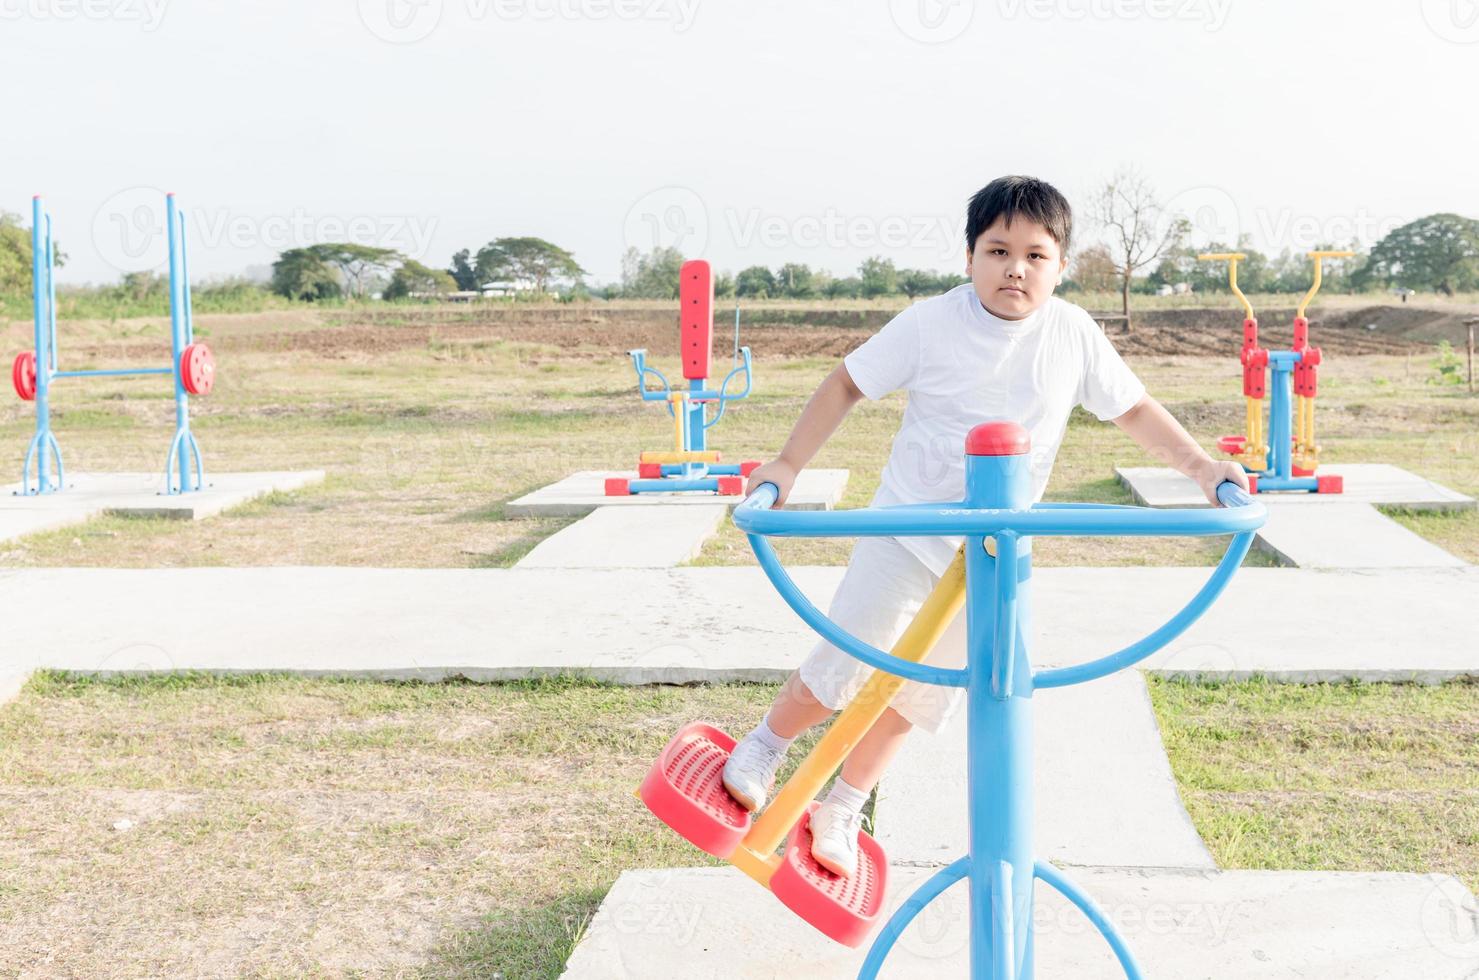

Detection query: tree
xmin=270 ymin=248 xmax=341 ymax=301
xmin=447 ymin=249 xmax=479 ymax=291
xmin=825 ymin=276 xmax=863 ymax=299
xmin=1085 ymin=168 xmax=1188 ymax=329
xmin=1064 ymin=244 xmax=1118 ymax=293
xmin=1356 ymin=214 xmax=1479 ymax=295
xmin=858 ymin=256 xmax=898 ymax=297
xmin=736 ymin=265 xmax=776 ymax=298
xmin=475 ymin=237 xmax=584 ymax=293
xmin=620 ymin=246 xmax=685 ymax=298
xmin=776 ymin=263 xmax=817 ymax=298
xmin=383 ymin=259 xmax=457 ymax=300
xmin=306 ymin=243 xmax=400 ymax=298
xmin=0 ymin=211 xmax=66 ymax=294
xmin=714 ymin=272 xmax=736 ymax=298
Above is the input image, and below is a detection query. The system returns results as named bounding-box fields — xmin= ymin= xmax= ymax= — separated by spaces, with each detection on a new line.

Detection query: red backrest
xmin=679 ymin=259 xmax=712 ymax=380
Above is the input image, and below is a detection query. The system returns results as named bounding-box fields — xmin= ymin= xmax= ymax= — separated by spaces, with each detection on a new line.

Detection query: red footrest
xmin=1317 ymin=474 xmax=1343 ymax=494
xmin=716 ymin=476 xmax=743 ymax=495
xmin=739 ymin=460 xmax=762 ymax=478
xmin=1217 ymin=435 xmax=1246 ymax=455
xmin=604 ymin=478 xmax=631 ymax=496
xmin=637 ymin=463 xmax=662 ymax=479
xmin=770 ymin=803 xmax=888 ymax=948
xmin=638 ymin=722 xmax=751 ymax=858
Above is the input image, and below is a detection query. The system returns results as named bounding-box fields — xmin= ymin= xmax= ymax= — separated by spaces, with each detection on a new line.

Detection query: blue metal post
xmin=963 ymin=431 xmax=1035 ymax=978
xmin=1266 ymin=355 xmax=1292 ymax=480
xmin=164 ymin=193 xmax=204 ymax=494
xmin=22 ymin=196 xmax=63 ymax=495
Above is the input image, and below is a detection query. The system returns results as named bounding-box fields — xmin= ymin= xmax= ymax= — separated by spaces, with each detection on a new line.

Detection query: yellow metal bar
xmin=729 ymin=546 xmax=970 ymax=888
xmin=1297 ymin=250 xmax=1356 ymax=320
xmin=1199 ymin=252 xmax=1253 ymax=321
xmin=669 ymin=391 xmax=687 ymax=453
xmin=639 ymin=450 xmax=722 ymax=464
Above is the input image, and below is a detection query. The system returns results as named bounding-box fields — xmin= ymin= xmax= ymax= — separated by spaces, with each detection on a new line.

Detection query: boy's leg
xmin=764 ymin=670 xmax=836 ymax=738
xmin=838 ymin=705 xmax=913 ymax=791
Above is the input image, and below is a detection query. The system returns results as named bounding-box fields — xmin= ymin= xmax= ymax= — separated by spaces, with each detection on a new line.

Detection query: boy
xmin=723 ymin=175 xmax=1248 ymax=877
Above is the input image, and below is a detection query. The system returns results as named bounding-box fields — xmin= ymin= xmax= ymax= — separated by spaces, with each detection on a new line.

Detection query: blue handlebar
xmin=736 ymin=477 xmax=1264 ymax=692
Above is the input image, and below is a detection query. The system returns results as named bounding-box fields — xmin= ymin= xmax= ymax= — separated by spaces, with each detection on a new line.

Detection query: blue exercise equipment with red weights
xmin=638 ymin=420 xmax=1267 ymax=977
xmin=605 ymin=259 xmax=759 ymax=497
xmin=11 ymin=193 xmax=213 ymax=495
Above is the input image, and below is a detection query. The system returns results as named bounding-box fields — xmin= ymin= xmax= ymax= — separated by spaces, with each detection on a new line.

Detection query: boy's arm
xmin=1111 ymin=394 xmax=1250 ymax=505
xmin=744 ymin=363 xmax=866 ymax=505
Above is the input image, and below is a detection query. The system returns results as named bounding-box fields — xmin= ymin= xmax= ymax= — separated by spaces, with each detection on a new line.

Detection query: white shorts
xmin=797 ymin=536 xmax=967 ymax=735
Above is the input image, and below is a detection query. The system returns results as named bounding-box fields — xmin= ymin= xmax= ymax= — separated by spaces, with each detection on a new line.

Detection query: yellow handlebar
xmin=1297 ymin=250 xmax=1356 ymax=319
xmin=1198 ymin=252 xmax=1253 ymax=320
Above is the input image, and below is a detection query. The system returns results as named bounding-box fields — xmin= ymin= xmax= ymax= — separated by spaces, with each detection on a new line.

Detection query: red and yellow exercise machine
xmin=1200 ymin=249 xmax=1351 ymax=494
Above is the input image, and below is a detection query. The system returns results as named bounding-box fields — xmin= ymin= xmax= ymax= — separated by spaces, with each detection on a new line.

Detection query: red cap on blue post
xmin=965 ymin=421 xmax=1030 ymax=456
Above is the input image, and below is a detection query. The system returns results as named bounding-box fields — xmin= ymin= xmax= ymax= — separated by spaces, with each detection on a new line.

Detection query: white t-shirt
xmin=842 ymin=283 xmax=1146 ymax=575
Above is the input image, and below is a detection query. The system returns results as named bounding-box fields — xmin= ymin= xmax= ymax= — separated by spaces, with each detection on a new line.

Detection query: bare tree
xmin=1085 ymin=168 xmax=1188 ymax=331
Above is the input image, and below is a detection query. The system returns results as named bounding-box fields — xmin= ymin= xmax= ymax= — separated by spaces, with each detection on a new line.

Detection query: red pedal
xmin=716 ymin=476 xmax=743 ymax=495
xmin=1317 ymin=474 xmax=1343 ymax=494
xmin=638 ymin=463 xmax=662 ymax=479
xmin=1217 ymin=435 xmax=1245 ymax=455
xmin=740 ymin=460 xmax=762 ymax=477
xmin=1292 ymin=465 xmax=1314 ymax=477
xmin=638 ymin=722 xmax=751 ymax=858
xmin=1247 ymin=473 xmax=1259 ymax=494
xmin=770 ymin=803 xmax=888 ymax=948
xmin=604 ymin=478 xmax=630 ymax=496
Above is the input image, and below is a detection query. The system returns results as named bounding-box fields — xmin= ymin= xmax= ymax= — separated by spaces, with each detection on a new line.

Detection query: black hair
xmin=965 ymin=176 xmax=1072 ymax=256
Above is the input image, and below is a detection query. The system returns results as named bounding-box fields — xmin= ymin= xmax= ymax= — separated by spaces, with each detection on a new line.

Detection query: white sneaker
xmin=809 ymin=802 xmax=865 ymax=877
xmin=721 ymin=734 xmax=785 ymax=812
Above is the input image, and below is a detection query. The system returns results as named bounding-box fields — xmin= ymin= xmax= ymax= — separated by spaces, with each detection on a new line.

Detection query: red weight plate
xmin=180 ymin=343 xmax=215 ymax=396
xmin=12 ymin=351 xmax=36 ymax=401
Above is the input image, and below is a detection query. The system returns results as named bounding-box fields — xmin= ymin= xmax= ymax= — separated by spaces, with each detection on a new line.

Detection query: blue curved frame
xmin=733 ymin=453 xmax=1265 ymax=979
xmin=624 ymin=346 xmax=755 ymax=490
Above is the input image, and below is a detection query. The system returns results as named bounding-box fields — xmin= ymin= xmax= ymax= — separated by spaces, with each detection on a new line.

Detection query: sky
xmin=3 ymin=0 xmax=1476 ymax=286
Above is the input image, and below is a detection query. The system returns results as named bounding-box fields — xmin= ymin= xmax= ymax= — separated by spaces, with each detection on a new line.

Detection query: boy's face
xmin=965 ymin=216 xmax=1067 ymax=320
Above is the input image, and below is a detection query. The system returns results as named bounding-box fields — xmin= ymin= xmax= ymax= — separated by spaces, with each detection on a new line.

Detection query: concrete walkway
xmin=504 ymin=468 xmax=849 ymax=517
xmin=561 ymin=865 xmax=1477 ymax=978
xmin=1116 ymin=463 xmax=1475 ymax=511
xmin=0 ymin=471 xmax=326 ymax=545
xmin=1253 ymin=500 xmax=1468 ymax=568
xmin=1116 ymin=464 xmax=1473 ymax=569
xmin=3 ymin=566 xmax=1472 ymax=685
xmin=877 ymin=670 xmax=1215 ymax=870
xmin=515 ymin=504 xmax=728 ymax=568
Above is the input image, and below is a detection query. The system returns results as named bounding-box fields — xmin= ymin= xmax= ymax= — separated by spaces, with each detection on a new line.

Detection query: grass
xmin=0 ymin=671 xmax=1473 ymax=976
xmin=2 ymin=305 xmax=1473 ymax=569
xmin=1149 ymin=676 xmax=1479 ymax=894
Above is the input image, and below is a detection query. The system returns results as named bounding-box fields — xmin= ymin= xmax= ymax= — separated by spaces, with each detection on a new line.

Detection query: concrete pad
xmin=516 ymin=504 xmax=728 ymax=568
xmin=877 ymin=670 xmax=1214 ymax=870
xmin=561 ymin=865 xmax=1479 ymax=978
xmin=1116 ymin=463 xmax=1474 ymax=511
xmin=504 ymin=468 xmax=849 ymax=517
xmin=0 ymin=669 xmax=30 ymax=708
xmin=1253 ymin=501 xmax=1468 ymax=569
xmin=0 ymin=471 xmax=326 ymax=544
xmin=0 ymin=566 xmax=1474 ymax=684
